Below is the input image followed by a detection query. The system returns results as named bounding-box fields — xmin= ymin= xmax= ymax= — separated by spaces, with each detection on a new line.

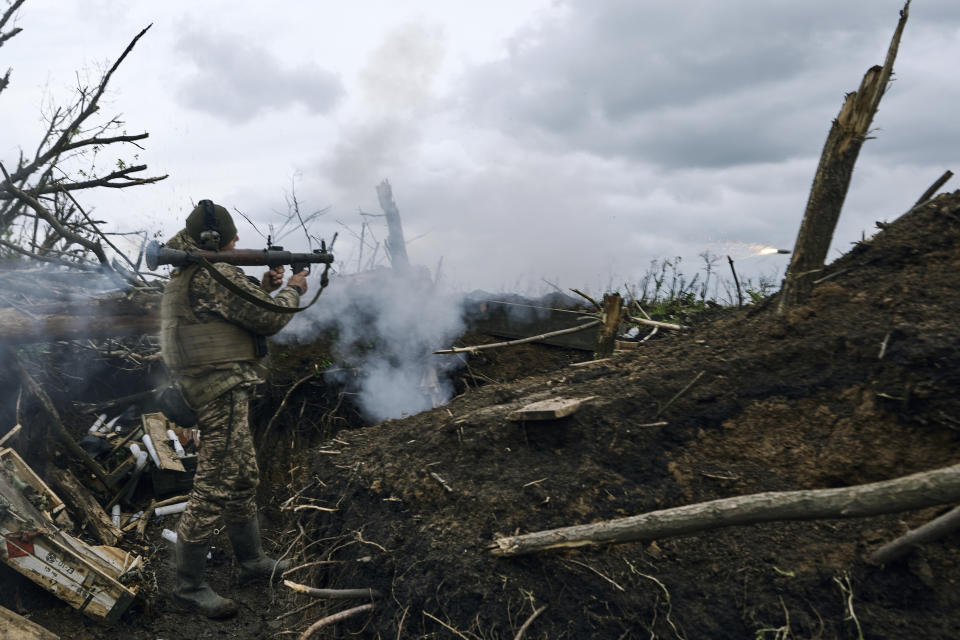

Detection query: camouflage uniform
xmin=159 ymin=230 xmax=300 ymax=544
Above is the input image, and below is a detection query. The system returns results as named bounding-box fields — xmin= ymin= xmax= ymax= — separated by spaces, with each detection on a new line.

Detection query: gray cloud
xmin=175 ymin=28 xmax=344 ymax=122
xmin=461 ymin=0 xmax=960 ymax=169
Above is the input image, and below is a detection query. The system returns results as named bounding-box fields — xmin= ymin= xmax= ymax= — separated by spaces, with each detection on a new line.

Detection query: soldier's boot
xmin=226 ymin=516 xmax=291 ymax=584
xmin=173 ymin=538 xmax=238 ymax=619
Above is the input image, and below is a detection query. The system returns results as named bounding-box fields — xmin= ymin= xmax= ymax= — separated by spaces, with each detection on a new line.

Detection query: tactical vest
xmin=160 ymin=265 xmax=260 ymax=371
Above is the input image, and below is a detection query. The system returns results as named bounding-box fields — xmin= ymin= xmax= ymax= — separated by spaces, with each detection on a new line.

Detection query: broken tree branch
xmin=14 ymin=355 xmax=111 ymax=486
xmin=570 ymin=288 xmax=602 ymax=312
xmin=298 ymin=603 xmax=375 ymax=640
xmin=491 ymin=459 xmax=960 ymax=556
xmin=727 ymin=256 xmax=743 ymax=307
xmin=655 ymin=370 xmax=705 ymax=419
xmin=869 ymin=504 xmax=960 ymax=565
xmin=514 ymin=605 xmax=547 ymax=640
xmin=914 ymin=169 xmax=953 ymax=207
xmin=48 ymin=467 xmax=122 ymax=546
xmin=283 ymin=579 xmax=380 ymax=600
xmin=434 ymin=319 xmax=601 ymax=354
xmin=627 ymin=316 xmax=689 ymax=331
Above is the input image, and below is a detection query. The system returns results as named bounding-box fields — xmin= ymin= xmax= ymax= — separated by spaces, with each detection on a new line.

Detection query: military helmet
xmin=185 ymin=199 xmax=237 ymax=250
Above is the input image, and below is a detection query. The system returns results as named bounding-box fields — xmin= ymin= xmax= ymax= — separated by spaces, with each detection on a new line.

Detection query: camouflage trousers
xmin=177 ymin=386 xmax=260 ymax=543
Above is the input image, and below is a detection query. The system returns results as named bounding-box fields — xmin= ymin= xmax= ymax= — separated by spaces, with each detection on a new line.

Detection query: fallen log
xmin=0 ymin=307 xmax=158 ymax=344
xmin=48 ymin=467 xmax=123 ymax=546
xmin=869 ymin=504 xmax=960 ymax=565
xmin=491 ymin=461 xmax=960 ymax=556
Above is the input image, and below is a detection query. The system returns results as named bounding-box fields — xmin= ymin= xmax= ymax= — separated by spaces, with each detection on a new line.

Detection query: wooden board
xmin=0 ymin=604 xmax=59 ymax=640
xmin=142 ymin=413 xmax=186 ymax=472
xmin=508 ymin=397 xmax=596 ymax=422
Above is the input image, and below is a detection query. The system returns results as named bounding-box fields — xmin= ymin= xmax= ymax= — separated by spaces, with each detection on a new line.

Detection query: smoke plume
xmin=282 ymin=266 xmax=466 ymax=423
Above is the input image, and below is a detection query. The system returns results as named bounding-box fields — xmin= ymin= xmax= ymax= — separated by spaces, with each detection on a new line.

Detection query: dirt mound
xmin=281 ymin=193 xmax=960 ymax=638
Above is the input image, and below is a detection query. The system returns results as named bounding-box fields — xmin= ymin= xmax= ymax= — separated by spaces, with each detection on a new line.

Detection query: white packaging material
xmin=129 ymin=444 xmax=148 ymax=470
xmin=103 ymin=414 xmax=122 ymax=433
xmin=141 ymin=434 xmax=162 ymax=468
xmin=166 ymin=429 xmax=186 ymax=458
xmin=154 ymin=502 xmax=188 ymax=517
xmin=161 ymin=528 xmax=211 ymax=557
xmin=88 ymin=413 xmax=107 ymax=434
xmin=111 ymin=504 xmax=121 ymax=528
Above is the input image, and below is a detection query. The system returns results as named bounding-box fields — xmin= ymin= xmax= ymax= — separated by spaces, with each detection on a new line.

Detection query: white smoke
xmin=281 ymin=266 xmax=466 ymax=423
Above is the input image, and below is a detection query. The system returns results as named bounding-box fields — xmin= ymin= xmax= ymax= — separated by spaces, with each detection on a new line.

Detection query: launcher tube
xmin=146 ymin=240 xmax=333 ymax=271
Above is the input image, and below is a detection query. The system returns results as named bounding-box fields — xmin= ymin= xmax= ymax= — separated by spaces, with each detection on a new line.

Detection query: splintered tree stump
xmin=778 ymin=3 xmax=909 ymax=312
xmin=595 ymin=293 xmax=622 ymax=358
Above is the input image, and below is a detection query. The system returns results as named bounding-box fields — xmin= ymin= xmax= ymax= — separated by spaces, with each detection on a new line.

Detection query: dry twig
xmin=284 ymin=579 xmax=380 ymax=600
xmin=297 ymin=603 xmax=374 ymax=640
xmin=514 ymin=605 xmax=547 ymax=640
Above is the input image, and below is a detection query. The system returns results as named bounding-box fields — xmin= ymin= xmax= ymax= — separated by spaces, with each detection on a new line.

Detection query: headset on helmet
xmin=198 ymin=199 xmax=221 ymax=250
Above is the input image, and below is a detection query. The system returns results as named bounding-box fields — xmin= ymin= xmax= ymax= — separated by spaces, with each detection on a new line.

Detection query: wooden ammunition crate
xmin=0 ymin=458 xmax=138 ymax=621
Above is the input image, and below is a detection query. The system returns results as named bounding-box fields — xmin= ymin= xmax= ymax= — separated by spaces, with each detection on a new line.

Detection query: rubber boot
xmin=226 ymin=516 xmax=291 ymax=584
xmin=173 ymin=538 xmax=238 ymax=619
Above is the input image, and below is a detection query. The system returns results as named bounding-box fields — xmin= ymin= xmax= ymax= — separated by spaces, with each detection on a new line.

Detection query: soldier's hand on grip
xmin=287 ymin=270 xmax=308 ymax=295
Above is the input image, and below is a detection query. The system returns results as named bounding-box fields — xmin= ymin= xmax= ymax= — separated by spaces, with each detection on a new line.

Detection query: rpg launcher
xmin=145 ymin=240 xmax=334 ymax=274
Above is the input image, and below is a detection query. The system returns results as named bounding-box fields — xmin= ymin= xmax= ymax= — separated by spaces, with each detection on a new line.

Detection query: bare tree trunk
xmin=375 ymin=179 xmax=410 ymax=272
xmin=778 ymin=2 xmax=909 ymax=313
xmin=491 ymin=460 xmax=960 ymax=556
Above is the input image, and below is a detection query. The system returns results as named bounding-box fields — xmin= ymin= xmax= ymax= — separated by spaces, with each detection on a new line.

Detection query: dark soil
xmin=5 ymin=191 xmax=960 ymax=638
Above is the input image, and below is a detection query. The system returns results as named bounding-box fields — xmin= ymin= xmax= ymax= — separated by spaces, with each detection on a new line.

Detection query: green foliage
xmin=622 ymin=252 xmax=779 ymax=325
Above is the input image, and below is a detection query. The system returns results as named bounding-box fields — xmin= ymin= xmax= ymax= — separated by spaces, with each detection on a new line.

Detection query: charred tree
xmin=778 ymin=2 xmax=909 ymax=313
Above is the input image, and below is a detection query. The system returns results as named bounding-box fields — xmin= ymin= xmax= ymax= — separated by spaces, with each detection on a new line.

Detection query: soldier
xmin=160 ymin=200 xmax=308 ymax=618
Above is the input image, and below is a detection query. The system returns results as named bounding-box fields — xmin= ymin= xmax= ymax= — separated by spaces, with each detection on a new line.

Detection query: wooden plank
xmin=47 ymin=468 xmax=122 ymax=546
xmin=0 ymin=604 xmax=59 ymax=640
xmin=142 ymin=413 xmax=185 ymax=472
xmin=508 ymin=397 xmax=596 ymax=422
xmin=0 ymin=424 xmax=21 ymax=448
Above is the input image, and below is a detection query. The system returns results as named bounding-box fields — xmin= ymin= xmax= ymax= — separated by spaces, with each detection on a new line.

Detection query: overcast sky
xmin=3 ymin=0 xmax=958 ymax=295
